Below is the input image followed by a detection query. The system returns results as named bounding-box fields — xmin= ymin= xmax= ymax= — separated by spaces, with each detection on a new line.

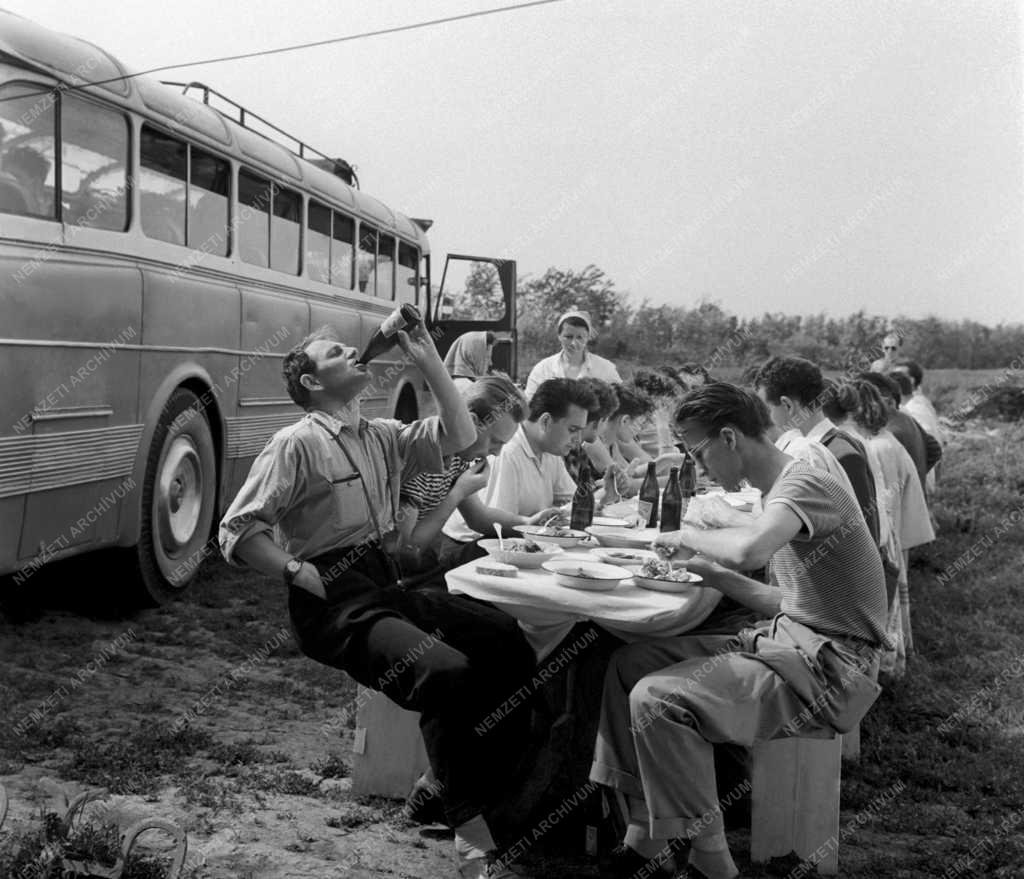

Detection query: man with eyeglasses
xmin=588 ymin=382 xmax=886 ymax=879
xmin=870 ymin=331 xmax=902 ymax=372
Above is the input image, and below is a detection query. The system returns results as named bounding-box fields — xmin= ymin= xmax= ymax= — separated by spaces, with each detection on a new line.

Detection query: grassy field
xmin=1 ymin=414 xmax=1023 ymax=876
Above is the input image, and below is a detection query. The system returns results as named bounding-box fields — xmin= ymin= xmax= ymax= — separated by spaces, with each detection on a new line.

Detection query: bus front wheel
xmin=134 ymin=389 xmax=217 ymax=605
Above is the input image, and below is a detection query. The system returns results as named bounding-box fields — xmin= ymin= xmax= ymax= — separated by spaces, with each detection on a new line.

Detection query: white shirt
xmin=775 ymin=428 xmax=859 ymax=506
xmin=524 ymin=351 xmax=622 ymax=399
xmin=442 ymin=427 xmax=577 ymax=543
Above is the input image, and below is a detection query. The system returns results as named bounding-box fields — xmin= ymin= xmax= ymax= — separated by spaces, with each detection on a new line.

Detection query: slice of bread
xmin=475 ymin=561 xmax=517 ymax=578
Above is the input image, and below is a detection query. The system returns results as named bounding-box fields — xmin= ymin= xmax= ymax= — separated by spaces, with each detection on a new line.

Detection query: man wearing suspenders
xmin=220 ymin=323 xmax=534 ymax=879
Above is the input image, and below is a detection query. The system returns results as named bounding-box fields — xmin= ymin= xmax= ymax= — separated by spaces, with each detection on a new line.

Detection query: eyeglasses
xmin=683 ymin=432 xmax=717 ymax=464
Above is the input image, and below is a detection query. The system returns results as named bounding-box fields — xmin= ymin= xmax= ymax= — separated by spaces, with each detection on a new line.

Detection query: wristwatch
xmin=282 ymin=558 xmax=304 ymax=586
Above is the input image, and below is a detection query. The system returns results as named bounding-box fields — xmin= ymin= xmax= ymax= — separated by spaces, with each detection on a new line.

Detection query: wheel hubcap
xmin=157 ymin=436 xmax=203 ymax=553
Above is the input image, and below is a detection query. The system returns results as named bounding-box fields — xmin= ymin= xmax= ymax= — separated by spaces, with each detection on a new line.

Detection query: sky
xmin=3 ymin=0 xmax=1022 ymax=325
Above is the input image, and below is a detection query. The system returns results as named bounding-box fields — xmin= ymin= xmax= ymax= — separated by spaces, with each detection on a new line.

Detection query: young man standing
xmin=590 ymin=383 xmax=886 ymax=879
xmin=219 ymin=324 xmax=533 ymax=879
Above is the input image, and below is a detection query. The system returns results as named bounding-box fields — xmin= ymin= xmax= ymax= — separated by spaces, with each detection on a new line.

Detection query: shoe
xmin=457 ymin=851 xmax=529 ymax=878
xmin=404 ymin=772 xmax=447 ymax=825
xmin=603 ymin=843 xmax=679 ymax=878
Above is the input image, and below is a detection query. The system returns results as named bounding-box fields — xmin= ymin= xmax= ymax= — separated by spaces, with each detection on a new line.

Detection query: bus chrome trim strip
xmin=0 ymin=424 xmax=143 ymax=499
xmin=225 ymin=413 xmax=302 ymax=459
xmin=238 ymin=397 xmax=295 ymax=408
xmin=30 ymin=406 xmax=115 ymax=422
xmin=0 ymin=338 xmax=290 ymax=358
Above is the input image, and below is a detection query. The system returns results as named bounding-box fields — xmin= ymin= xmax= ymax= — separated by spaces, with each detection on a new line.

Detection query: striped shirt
xmin=765 ymin=460 xmax=888 ymax=647
xmin=401 ymin=455 xmax=472 ymax=517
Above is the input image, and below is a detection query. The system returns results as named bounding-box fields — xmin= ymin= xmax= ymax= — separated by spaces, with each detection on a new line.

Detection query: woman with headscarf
xmin=523 ymin=308 xmax=621 ymax=399
xmin=443 ymin=331 xmax=495 ymax=390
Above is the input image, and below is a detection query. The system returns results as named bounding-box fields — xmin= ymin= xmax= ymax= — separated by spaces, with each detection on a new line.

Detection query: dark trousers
xmin=287 ymin=544 xmax=535 ymax=827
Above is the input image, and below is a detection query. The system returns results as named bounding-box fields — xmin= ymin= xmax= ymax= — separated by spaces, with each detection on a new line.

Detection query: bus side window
xmin=358 ymin=223 xmax=377 ymax=295
xmin=331 ymin=212 xmax=354 ymax=290
xmin=189 ymin=148 xmax=229 ymax=256
xmin=238 ymin=170 xmax=270 ymax=267
xmin=377 ymin=234 xmax=395 ymax=300
xmin=63 ymin=95 xmax=128 ymax=231
xmin=397 ymin=242 xmax=419 ymax=305
xmin=270 ymin=183 xmax=300 ymax=275
xmin=306 ymin=200 xmax=331 ymax=283
xmin=0 ymin=83 xmax=57 ymax=220
xmin=140 ymin=125 xmax=186 ymax=244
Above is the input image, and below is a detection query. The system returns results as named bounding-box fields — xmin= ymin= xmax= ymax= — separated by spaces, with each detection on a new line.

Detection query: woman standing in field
xmin=524 ymin=309 xmax=621 ymax=399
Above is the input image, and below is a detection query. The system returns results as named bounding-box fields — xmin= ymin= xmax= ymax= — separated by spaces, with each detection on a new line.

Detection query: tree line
xmin=504 ymin=264 xmax=1024 ymax=375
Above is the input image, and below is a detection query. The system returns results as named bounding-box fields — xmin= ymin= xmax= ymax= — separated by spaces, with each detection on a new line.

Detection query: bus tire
xmin=134 ymin=388 xmax=217 ymax=605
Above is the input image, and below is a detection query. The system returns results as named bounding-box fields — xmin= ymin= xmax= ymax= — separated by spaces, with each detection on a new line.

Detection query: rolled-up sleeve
xmin=219 ymin=433 xmax=306 ymax=565
xmin=393 ymin=415 xmax=444 ymax=481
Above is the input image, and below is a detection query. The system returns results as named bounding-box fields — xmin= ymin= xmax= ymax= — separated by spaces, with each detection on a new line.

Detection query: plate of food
xmin=541 ymin=560 xmax=632 ymax=591
xmin=514 ymin=524 xmax=591 ymax=548
xmin=477 ymin=537 xmax=564 ymax=569
xmin=631 ymin=558 xmax=704 ymax=593
xmin=592 ymin=515 xmax=635 ymax=528
xmin=585 ymin=525 xmax=660 ymax=549
xmin=593 ymin=547 xmax=660 ymax=569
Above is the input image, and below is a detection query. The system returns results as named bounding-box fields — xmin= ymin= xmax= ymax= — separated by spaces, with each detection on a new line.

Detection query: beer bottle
xmin=570 ymin=459 xmax=596 ymax=531
xmin=680 ymin=454 xmax=698 ymax=520
xmin=637 ymin=461 xmax=659 ymax=528
xmin=356 ymin=303 xmax=422 ymax=365
xmin=660 ymin=466 xmax=682 ymax=532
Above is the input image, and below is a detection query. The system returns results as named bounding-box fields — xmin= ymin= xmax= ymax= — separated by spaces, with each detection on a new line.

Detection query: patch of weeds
xmin=246 ymin=767 xmax=322 ymax=797
xmin=0 ymin=810 xmax=172 ymax=879
xmin=311 ymin=752 xmax=350 ymax=779
xmin=325 ymin=801 xmax=386 ymax=831
xmin=208 ymin=738 xmax=262 ymax=767
xmin=60 ymin=723 xmax=213 ymax=794
xmin=177 ymin=775 xmax=243 ymax=813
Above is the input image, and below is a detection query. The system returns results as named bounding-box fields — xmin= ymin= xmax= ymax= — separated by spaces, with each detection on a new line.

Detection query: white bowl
xmin=514 ymin=525 xmax=591 ymax=548
xmin=542 ymin=560 xmax=632 ymax=591
xmin=632 ymin=570 xmax=704 ymax=594
xmin=585 ymin=525 xmax=661 ymax=549
xmin=593 ymin=548 xmax=660 ymax=570
xmin=477 ymin=538 xmax=563 ymax=568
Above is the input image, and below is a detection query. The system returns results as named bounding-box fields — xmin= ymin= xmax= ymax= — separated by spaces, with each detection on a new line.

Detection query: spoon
xmin=495 ymin=522 xmax=505 ymax=552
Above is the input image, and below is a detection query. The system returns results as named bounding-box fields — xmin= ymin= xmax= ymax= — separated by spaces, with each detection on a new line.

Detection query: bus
xmin=0 ymin=9 xmax=517 ymax=604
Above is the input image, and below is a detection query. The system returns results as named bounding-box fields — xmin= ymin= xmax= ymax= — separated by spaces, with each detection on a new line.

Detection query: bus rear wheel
xmin=134 ymin=389 xmax=217 ymax=605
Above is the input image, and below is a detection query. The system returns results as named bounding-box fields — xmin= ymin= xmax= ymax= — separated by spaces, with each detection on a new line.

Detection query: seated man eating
xmin=590 ymin=382 xmax=887 ymax=879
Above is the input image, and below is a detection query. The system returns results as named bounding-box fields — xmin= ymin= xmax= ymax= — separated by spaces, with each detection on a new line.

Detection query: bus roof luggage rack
xmin=160 ymin=80 xmax=359 ymax=188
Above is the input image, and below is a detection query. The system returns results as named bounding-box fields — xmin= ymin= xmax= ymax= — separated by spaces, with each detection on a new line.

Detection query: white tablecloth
xmin=446 ymin=548 xmax=723 ymax=659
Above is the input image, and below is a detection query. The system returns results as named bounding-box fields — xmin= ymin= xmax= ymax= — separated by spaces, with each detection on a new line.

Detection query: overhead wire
xmin=0 ymin=0 xmax=567 ymax=104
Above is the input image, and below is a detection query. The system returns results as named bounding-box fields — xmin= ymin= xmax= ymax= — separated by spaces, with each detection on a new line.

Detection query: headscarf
xmin=443 ymin=331 xmax=492 ymax=379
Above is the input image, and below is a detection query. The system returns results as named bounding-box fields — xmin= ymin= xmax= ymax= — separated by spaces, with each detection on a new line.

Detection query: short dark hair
xmin=857 ymin=371 xmax=900 ymax=408
xmin=282 ymin=326 xmax=337 ymax=409
xmin=464 ymin=373 xmax=526 ymax=424
xmin=753 ymin=356 xmax=823 ymax=408
xmin=558 ymin=316 xmax=590 ymax=334
xmin=578 ymin=378 xmax=618 ymax=422
xmin=892 ymin=359 xmax=923 ymax=389
xmin=528 ymin=378 xmax=597 ymax=422
xmin=484 ymin=331 xmax=496 ymax=347
xmin=673 ymin=381 xmax=768 ymax=439
xmin=887 ymin=371 xmax=913 ymax=400
xmin=632 ymin=367 xmax=680 ymax=401
xmin=610 ymin=383 xmax=654 ymax=420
